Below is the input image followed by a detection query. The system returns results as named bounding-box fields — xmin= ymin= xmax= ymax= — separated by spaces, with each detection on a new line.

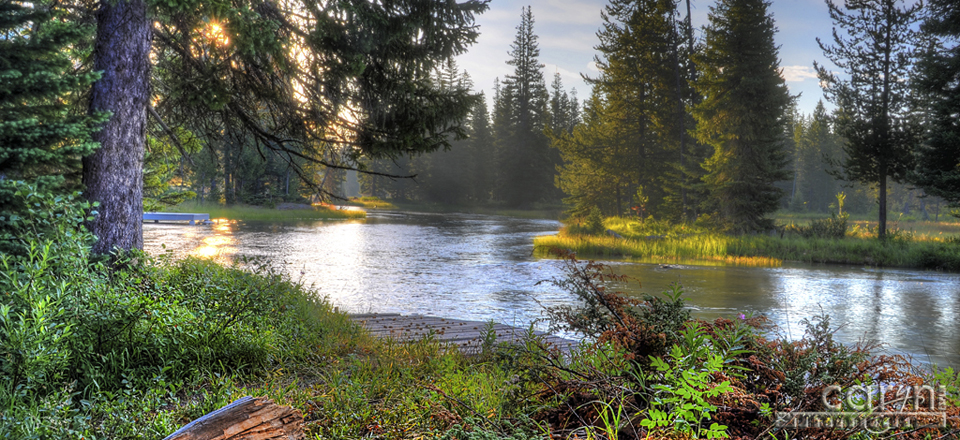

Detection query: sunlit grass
xmin=536 ymin=215 xmax=960 ymax=271
xmin=163 ymin=201 xmax=366 ymax=221
xmin=775 ymin=211 xmax=960 ymax=241
xmin=534 ymin=234 xmax=782 ymax=267
xmin=343 ymin=196 xmax=398 ymax=209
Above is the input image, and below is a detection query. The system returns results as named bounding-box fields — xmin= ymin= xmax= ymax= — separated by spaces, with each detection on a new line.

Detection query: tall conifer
xmin=910 ymin=0 xmax=960 ymax=211
xmin=588 ymin=0 xmax=689 ymax=219
xmin=815 ymin=0 xmax=922 ymax=239
xmin=692 ymin=0 xmax=792 ymax=233
xmin=495 ymin=6 xmax=553 ymax=207
xmin=0 ymin=2 xmax=103 ymax=190
xmin=0 ymin=2 xmax=105 ymax=251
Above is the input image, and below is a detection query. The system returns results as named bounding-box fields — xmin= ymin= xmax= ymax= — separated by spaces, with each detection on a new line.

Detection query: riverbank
xmin=11 ymin=235 xmax=958 ymax=439
xmin=163 ymin=201 xmax=366 ymax=220
xmin=13 ymin=193 xmax=959 ymax=439
xmin=533 ymin=216 xmax=960 ymax=271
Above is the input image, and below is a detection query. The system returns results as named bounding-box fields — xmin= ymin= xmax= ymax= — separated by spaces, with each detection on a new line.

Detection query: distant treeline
xmin=144 ymin=0 xmax=957 ymax=230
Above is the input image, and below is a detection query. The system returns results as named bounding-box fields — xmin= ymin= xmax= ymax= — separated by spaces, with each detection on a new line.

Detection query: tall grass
xmin=536 ymin=216 xmax=960 ymax=270
xmin=342 ymin=196 xmax=399 ymax=209
xmin=534 ymin=234 xmax=782 ymax=267
xmin=163 ymin=201 xmax=366 ymax=220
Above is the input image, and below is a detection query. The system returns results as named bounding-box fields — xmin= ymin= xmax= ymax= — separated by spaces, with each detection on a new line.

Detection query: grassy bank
xmin=7 ymin=190 xmax=960 ymax=439
xmin=342 ymin=196 xmax=399 ymax=209
xmin=162 ymin=200 xmax=366 ymax=221
xmin=534 ymin=216 xmax=960 ymax=270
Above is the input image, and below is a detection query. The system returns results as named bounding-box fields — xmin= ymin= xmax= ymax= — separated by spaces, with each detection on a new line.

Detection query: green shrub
xmin=0 ymin=183 xmax=351 ymax=438
xmin=784 ymin=213 xmax=848 ymax=239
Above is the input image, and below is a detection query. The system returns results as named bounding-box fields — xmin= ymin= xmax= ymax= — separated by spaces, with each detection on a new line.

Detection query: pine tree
xmin=467 ymin=94 xmax=495 ymax=203
xmin=77 ymin=0 xmax=488 ymax=253
xmin=549 ymin=72 xmax=579 ymax=135
xmin=494 ymin=6 xmax=554 ymax=207
xmin=802 ymin=101 xmax=842 ymax=212
xmin=554 ymin=88 xmax=635 ymax=216
xmin=815 ymin=0 xmax=922 ymax=239
xmin=910 ymin=0 xmax=960 ymax=211
xmin=692 ymin=0 xmax=792 ymax=233
xmin=582 ymin=0 xmax=693 ymax=219
xmin=0 ymin=2 xmax=106 ymax=251
xmin=0 ymin=2 xmax=103 ymax=189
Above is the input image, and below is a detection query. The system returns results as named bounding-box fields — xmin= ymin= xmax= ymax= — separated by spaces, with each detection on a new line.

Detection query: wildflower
xmin=738 ymin=313 xmax=746 ymax=320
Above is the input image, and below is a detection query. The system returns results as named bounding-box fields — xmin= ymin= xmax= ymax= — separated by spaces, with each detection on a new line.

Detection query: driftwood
xmin=163 ymin=396 xmax=304 ymax=440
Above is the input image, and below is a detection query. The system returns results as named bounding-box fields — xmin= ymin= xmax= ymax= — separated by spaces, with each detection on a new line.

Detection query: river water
xmin=143 ymin=210 xmax=960 ymax=367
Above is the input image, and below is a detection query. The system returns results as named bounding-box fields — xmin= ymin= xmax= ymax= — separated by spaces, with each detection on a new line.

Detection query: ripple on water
xmin=144 ymin=211 xmax=960 ymax=367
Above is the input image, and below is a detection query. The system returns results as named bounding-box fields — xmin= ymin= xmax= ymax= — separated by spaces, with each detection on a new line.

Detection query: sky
xmin=455 ymin=0 xmax=840 ymax=116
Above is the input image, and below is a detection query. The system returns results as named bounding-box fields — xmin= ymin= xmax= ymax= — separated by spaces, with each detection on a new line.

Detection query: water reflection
xmin=191 ymin=221 xmax=237 ymax=259
xmin=144 ymin=211 xmax=960 ymax=367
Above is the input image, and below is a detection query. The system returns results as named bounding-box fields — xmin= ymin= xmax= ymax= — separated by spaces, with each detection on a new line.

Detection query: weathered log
xmin=163 ymin=396 xmax=304 ymax=440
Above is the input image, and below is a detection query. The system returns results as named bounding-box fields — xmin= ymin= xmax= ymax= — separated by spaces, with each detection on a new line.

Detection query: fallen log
xmin=163 ymin=396 xmax=304 ymax=440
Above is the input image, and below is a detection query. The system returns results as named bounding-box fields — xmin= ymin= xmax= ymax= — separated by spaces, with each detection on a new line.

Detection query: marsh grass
xmin=536 ymin=216 xmax=960 ymax=270
xmin=163 ymin=201 xmax=366 ymax=220
xmin=534 ymin=234 xmax=782 ymax=267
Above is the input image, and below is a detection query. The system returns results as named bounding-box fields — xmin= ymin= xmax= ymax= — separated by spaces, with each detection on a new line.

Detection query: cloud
xmin=587 ymin=61 xmax=600 ymax=72
xmin=538 ymin=32 xmax=597 ymax=53
xmin=781 ymin=65 xmax=818 ymax=82
xmin=530 ymin=0 xmax=606 ymax=26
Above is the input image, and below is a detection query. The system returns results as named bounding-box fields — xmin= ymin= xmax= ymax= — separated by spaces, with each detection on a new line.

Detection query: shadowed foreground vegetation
xmin=6 ymin=189 xmax=960 ymax=440
xmin=535 ymin=214 xmax=960 ymax=271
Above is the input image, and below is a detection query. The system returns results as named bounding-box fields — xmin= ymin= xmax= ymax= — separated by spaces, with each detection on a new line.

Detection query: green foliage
xmin=816 ymin=0 xmax=923 ymax=240
xmin=641 ymin=346 xmax=731 ymax=438
xmin=785 ymin=213 xmax=848 ymax=239
xmin=584 ymin=207 xmax=606 ymax=235
xmin=0 ymin=3 xmax=106 ymax=249
xmin=692 ymin=0 xmax=792 ymax=233
xmin=553 ymin=0 xmax=693 ymax=220
xmin=911 ymin=0 xmax=960 ymax=211
xmin=144 ymin=132 xmax=201 ymax=211
xmin=492 ymin=7 xmax=558 ymax=208
xmin=0 ymin=181 xmax=98 ymax=256
xmin=0 ymin=2 xmax=105 ymax=185
xmin=0 ymin=186 xmax=358 ymax=438
xmin=789 ymin=102 xmax=845 ymax=213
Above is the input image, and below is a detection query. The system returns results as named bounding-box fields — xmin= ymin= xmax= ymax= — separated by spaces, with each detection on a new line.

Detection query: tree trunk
xmin=84 ymin=0 xmax=152 ymax=255
xmin=163 ymin=396 xmax=304 ymax=440
xmin=878 ymin=169 xmax=888 ymax=240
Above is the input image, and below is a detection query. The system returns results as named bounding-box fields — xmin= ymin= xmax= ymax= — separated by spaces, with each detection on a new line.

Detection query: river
xmin=143 ymin=210 xmax=960 ymax=367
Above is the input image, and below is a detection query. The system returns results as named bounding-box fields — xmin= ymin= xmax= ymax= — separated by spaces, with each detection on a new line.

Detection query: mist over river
xmin=144 ymin=210 xmax=960 ymax=367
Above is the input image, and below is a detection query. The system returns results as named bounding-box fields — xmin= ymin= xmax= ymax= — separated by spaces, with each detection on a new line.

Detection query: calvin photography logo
xmin=774 ymin=384 xmax=948 ymax=434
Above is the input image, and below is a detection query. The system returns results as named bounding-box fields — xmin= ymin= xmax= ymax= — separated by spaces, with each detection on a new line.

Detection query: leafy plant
xmin=640 ymin=345 xmax=731 ymax=439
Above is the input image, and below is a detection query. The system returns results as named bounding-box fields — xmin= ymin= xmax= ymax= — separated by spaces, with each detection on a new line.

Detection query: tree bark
xmin=163 ymin=396 xmax=304 ymax=440
xmin=879 ymin=167 xmax=888 ymax=240
xmin=84 ymin=0 xmax=151 ymax=254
